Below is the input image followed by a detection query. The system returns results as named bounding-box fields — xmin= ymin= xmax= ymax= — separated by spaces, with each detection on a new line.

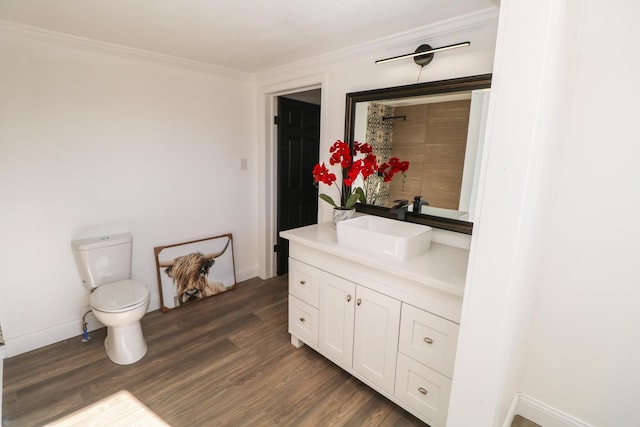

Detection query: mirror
xmin=344 ymin=74 xmax=492 ymax=234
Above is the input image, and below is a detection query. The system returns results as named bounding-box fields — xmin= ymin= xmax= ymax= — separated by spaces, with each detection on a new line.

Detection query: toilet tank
xmin=71 ymin=232 xmax=133 ymax=290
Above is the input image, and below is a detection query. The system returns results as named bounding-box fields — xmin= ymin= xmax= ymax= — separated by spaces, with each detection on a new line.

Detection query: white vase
xmin=332 ymin=207 xmax=356 ymax=227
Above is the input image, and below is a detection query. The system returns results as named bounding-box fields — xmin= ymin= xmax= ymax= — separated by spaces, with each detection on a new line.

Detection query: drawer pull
xmin=418 ymin=387 xmax=428 ymax=395
xmin=347 ymin=295 xmax=352 ymax=302
xmin=299 ymin=280 xmax=306 ymax=285
xmin=423 ymin=337 xmax=434 ymax=344
xmin=299 ymin=317 xmax=306 ymax=322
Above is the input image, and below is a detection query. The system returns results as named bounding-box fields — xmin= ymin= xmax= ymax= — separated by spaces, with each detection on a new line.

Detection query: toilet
xmin=71 ymin=232 xmax=150 ymax=365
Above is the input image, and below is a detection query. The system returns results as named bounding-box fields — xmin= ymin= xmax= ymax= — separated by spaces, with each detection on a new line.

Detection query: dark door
xmin=276 ymin=96 xmax=321 ymax=275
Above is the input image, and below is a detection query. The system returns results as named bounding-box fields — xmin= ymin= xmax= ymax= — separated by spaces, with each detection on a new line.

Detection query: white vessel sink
xmin=336 ymin=215 xmax=432 ymax=261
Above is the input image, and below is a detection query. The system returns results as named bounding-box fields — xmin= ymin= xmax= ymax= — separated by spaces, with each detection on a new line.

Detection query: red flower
xmin=379 ymin=157 xmax=410 ymax=182
xmin=312 ymin=163 xmax=337 ymax=185
xmin=328 ymin=140 xmax=352 ymax=169
xmin=354 ymin=141 xmax=373 ymax=155
xmin=361 ymin=154 xmax=378 ymax=179
xmin=312 ymin=140 xmax=409 ymax=209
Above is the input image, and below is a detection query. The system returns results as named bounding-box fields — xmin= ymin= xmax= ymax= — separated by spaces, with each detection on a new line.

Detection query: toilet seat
xmin=91 ymin=280 xmax=150 ymax=313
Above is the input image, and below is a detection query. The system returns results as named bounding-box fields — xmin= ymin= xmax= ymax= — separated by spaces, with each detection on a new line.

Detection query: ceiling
xmin=0 ymin=0 xmax=499 ymax=73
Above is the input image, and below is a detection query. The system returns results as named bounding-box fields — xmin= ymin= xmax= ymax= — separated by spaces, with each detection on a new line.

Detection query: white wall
xmin=520 ymin=1 xmax=640 ymax=425
xmin=448 ymin=0 xmax=576 ymax=424
xmin=0 ymin=27 xmax=258 ymax=357
xmin=255 ymin=8 xmax=499 ymax=278
xmin=7 ymin=3 xmax=636 ymax=425
xmin=449 ymin=0 xmax=640 ymax=426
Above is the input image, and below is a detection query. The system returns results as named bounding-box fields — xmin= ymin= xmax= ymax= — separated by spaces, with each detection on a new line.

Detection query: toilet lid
xmin=91 ymin=280 xmax=149 ymax=312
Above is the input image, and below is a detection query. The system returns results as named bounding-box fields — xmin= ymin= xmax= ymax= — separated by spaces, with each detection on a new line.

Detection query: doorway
xmin=276 ymin=90 xmax=321 ymax=275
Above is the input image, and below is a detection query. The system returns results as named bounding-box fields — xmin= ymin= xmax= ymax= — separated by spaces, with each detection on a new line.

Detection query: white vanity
xmin=280 ymin=217 xmax=469 ymax=427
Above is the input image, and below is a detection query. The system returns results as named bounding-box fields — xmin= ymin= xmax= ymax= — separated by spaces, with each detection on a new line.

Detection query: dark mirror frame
xmin=344 ymin=73 xmax=492 ymax=235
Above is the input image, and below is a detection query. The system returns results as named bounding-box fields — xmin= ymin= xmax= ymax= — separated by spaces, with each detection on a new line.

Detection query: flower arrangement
xmin=312 ymin=140 xmax=410 ymax=209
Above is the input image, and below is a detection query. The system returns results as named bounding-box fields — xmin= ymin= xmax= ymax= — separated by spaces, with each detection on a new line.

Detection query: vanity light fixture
xmin=375 ymin=41 xmax=471 ymax=66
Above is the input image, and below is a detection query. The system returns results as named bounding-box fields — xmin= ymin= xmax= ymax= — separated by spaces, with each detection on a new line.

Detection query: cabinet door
xmin=319 ymin=271 xmax=356 ymax=367
xmin=353 ymin=286 xmax=401 ymax=395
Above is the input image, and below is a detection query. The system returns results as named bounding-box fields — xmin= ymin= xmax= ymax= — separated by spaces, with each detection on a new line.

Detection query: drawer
xmin=289 ymin=258 xmax=320 ymax=307
xmin=395 ymin=353 xmax=452 ymax=427
xmin=288 ymin=296 xmax=318 ymax=348
xmin=399 ymin=303 xmax=459 ymax=378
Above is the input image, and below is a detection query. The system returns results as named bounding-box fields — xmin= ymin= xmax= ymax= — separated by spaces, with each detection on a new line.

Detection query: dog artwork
xmin=154 ymin=234 xmax=236 ymax=311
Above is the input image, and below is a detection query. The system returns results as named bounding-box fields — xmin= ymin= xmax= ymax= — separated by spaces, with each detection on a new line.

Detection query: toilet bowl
xmin=71 ymin=232 xmax=151 ymax=365
xmin=90 ymin=279 xmax=150 ymax=365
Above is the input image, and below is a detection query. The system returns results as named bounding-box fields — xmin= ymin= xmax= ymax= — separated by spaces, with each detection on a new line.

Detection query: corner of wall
xmin=0 ymin=343 xmax=4 ymax=423
xmin=1 ymin=324 xmax=6 ymax=422
xmin=510 ymin=393 xmax=595 ymax=427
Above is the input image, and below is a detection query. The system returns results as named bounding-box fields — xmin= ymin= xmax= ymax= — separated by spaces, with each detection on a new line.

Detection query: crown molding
xmin=376 ymin=7 xmax=499 ymax=51
xmin=0 ymin=6 xmax=498 ymax=82
xmin=0 ymin=20 xmax=254 ymax=82
xmin=256 ymin=7 xmax=499 ymax=79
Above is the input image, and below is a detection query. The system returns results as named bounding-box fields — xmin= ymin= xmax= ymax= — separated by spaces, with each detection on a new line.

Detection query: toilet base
xmin=104 ymin=321 xmax=147 ymax=365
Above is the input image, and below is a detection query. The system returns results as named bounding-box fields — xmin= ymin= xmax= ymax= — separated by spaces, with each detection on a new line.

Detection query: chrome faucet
xmin=391 ymin=199 xmax=409 ymax=220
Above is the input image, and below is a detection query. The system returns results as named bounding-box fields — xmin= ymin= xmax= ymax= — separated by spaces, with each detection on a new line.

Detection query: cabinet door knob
xmin=346 ymin=295 xmax=352 ymax=302
xmin=418 ymin=387 xmax=428 ymax=395
xmin=356 ymin=298 xmax=362 ymax=306
xmin=299 ymin=280 xmax=306 ymax=285
xmin=423 ymin=337 xmax=434 ymax=344
xmin=299 ymin=317 xmax=306 ymax=322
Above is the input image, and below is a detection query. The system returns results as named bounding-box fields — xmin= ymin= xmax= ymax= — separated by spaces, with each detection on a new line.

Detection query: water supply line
xmin=81 ymin=310 xmax=92 ymax=342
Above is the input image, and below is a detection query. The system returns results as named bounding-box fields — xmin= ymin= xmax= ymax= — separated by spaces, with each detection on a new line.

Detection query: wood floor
xmin=511 ymin=415 xmax=541 ymax=427
xmin=2 ymin=275 xmax=426 ymax=426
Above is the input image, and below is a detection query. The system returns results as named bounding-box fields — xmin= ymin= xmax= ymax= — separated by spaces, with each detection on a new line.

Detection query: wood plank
xmin=2 ymin=276 xmax=426 ymax=426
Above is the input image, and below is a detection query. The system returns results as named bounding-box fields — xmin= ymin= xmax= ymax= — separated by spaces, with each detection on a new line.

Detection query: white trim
xmin=235 ymin=265 xmax=260 ymax=284
xmin=0 ymin=7 xmax=497 ymax=82
xmin=502 ymin=390 xmax=520 ymax=427
xmin=2 ymin=294 xmax=161 ymax=358
xmin=256 ymin=7 xmax=498 ymax=80
xmin=0 ymin=266 xmax=257 ymax=358
xmin=0 ymin=344 xmax=4 ymax=423
xmin=0 ymin=20 xmax=253 ymax=81
xmin=4 ymin=318 xmax=98 ymax=358
xmin=507 ymin=393 xmax=595 ymax=427
xmin=257 ymin=74 xmax=328 ymax=279
xmin=254 ymin=8 xmax=497 ymax=280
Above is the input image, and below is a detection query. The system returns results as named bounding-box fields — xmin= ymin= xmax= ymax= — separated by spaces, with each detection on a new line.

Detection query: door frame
xmin=257 ymin=74 xmax=327 ymax=279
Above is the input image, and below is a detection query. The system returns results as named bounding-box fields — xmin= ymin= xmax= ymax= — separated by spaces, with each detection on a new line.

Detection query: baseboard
xmin=1 ymin=270 xmax=257 ymax=420
xmin=2 ymin=294 xmax=162 ymax=358
xmin=507 ymin=393 xmax=594 ymax=427
xmin=0 ymin=270 xmax=262 ymax=358
xmin=1 ymin=344 xmax=4 ymax=423
xmin=503 ymin=391 xmax=520 ymax=427
xmin=235 ymin=265 xmax=259 ymax=283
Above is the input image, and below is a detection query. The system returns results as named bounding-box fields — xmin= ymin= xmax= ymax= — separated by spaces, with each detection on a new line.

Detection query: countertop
xmin=280 ymin=222 xmax=470 ymax=297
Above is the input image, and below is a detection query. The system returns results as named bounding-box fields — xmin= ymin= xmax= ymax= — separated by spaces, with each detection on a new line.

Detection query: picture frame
xmin=154 ymin=233 xmax=236 ymax=312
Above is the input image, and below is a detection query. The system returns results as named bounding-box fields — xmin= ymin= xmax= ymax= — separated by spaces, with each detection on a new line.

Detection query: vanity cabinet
xmin=288 ymin=259 xmax=320 ymax=348
xmin=398 ymin=303 xmax=459 ymax=378
xmin=281 ymin=223 xmax=468 ymax=427
xmin=318 ymin=271 xmax=401 ymax=394
xmin=394 ymin=303 xmax=459 ymax=426
xmin=317 ymin=271 xmax=355 ymax=365
xmin=352 ymin=285 xmax=401 ymax=394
